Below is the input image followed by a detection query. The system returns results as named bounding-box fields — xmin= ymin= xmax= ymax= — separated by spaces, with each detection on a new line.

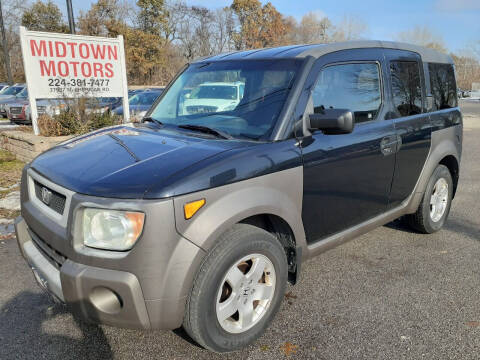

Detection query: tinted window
xmin=1 ymin=86 xmax=23 ymax=95
xmin=428 ymin=63 xmax=457 ymax=110
xmin=312 ymin=63 xmax=382 ymax=123
xmin=17 ymin=88 xmax=28 ymax=97
xmin=390 ymin=61 xmax=422 ymax=116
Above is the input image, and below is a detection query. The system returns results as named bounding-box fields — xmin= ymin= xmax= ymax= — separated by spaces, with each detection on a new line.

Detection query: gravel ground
xmin=0 ymin=101 xmax=479 ymax=360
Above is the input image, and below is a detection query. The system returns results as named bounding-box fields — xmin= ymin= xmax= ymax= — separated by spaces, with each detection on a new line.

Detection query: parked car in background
xmin=469 ymin=90 xmax=480 ymax=100
xmin=33 ymin=97 xmax=122 ymax=119
xmin=113 ymin=89 xmax=163 ymax=119
xmin=0 ymin=86 xmax=28 ymax=118
xmin=7 ymin=101 xmax=47 ymax=124
xmin=128 ymin=89 xmax=142 ymax=97
xmin=181 ymin=82 xmax=244 ymax=115
xmin=85 ymin=97 xmax=122 ymax=115
xmin=5 ymin=88 xmax=49 ymax=124
xmin=0 ymin=84 xmax=25 ymax=108
xmin=33 ymin=99 xmax=67 ymax=117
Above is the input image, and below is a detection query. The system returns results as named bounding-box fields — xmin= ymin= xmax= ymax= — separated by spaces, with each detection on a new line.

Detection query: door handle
xmin=380 ymin=135 xmax=400 ymax=156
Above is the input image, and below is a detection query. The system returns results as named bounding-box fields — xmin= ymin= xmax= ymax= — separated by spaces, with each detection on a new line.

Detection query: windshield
xmin=129 ymin=92 xmax=161 ymax=106
xmin=149 ymin=59 xmax=300 ymax=140
xmin=1 ymin=86 xmax=23 ymax=96
xmin=190 ymin=85 xmax=237 ymax=100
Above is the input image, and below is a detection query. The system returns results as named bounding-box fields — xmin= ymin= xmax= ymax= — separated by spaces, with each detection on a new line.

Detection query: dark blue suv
xmin=15 ymin=41 xmax=462 ymax=353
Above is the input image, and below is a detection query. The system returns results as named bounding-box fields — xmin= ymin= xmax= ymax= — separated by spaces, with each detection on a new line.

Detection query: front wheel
xmin=406 ymin=164 xmax=453 ymax=233
xmin=183 ymin=224 xmax=288 ymax=353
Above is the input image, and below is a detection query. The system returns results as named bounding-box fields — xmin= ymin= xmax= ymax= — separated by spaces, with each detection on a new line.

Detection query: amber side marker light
xmin=184 ymin=199 xmax=206 ymax=219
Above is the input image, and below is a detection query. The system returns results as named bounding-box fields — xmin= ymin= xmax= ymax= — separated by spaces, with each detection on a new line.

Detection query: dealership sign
xmin=19 ymin=27 xmax=129 ymax=134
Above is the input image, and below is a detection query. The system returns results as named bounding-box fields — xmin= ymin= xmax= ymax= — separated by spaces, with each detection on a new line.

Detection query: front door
xmin=299 ymin=49 xmax=397 ymax=243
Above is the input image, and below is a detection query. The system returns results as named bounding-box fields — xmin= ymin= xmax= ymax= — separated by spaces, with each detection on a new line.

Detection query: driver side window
xmin=312 ymin=63 xmax=382 ymax=123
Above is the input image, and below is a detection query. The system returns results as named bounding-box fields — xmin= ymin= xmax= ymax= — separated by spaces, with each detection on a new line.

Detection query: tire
xmin=406 ymin=164 xmax=453 ymax=233
xmin=183 ymin=223 xmax=288 ymax=353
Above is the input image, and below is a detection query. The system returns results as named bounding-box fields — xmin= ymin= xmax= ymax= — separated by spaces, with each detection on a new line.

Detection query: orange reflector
xmin=125 ymin=212 xmax=145 ymax=242
xmin=184 ymin=199 xmax=206 ymax=220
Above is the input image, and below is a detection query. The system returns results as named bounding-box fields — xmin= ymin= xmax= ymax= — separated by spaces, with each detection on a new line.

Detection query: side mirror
xmin=308 ymin=108 xmax=354 ymax=135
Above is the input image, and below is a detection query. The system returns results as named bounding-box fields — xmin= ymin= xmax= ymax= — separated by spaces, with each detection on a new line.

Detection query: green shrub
xmin=87 ymin=111 xmax=122 ymax=132
xmin=38 ymin=110 xmax=123 ymax=137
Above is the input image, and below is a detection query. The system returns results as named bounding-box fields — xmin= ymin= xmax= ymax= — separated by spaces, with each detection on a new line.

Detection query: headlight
xmin=81 ymin=208 xmax=145 ymax=251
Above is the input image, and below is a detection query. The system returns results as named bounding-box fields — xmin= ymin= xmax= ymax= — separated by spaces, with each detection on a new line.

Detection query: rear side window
xmin=312 ymin=63 xmax=382 ymax=123
xmin=390 ymin=61 xmax=422 ymax=116
xmin=428 ymin=63 xmax=457 ymax=110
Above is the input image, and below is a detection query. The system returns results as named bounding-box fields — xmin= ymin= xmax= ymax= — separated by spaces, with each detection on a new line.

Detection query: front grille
xmin=34 ymin=180 xmax=67 ymax=215
xmin=29 ymin=229 xmax=67 ymax=269
xmin=10 ymin=106 xmax=22 ymax=115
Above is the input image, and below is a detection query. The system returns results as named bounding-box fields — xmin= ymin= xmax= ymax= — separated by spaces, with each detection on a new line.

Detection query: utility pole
xmin=0 ymin=0 xmax=13 ymax=85
xmin=66 ymin=0 xmax=75 ymax=34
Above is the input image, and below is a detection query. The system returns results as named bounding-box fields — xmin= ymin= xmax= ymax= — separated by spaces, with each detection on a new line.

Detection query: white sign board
xmin=19 ymin=27 xmax=129 ymax=134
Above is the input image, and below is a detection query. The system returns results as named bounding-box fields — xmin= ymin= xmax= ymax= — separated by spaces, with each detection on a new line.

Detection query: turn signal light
xmin=184 ymin=199 xmax=206 ymax=219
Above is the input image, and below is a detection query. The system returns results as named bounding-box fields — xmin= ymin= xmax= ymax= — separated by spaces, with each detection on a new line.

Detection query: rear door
xmin=298 ymin=49 xmax=397 ymax=243
xmin=384 ymin=50 xmax=431 ymax=206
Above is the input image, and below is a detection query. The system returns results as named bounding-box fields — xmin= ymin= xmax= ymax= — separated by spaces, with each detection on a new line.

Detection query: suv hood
xmin=30 ymin=124 xmax=238 ymax=198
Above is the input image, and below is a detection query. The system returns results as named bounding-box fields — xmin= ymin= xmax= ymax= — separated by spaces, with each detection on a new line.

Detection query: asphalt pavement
xmin=0 ymin=101 xmax=479 ymax=359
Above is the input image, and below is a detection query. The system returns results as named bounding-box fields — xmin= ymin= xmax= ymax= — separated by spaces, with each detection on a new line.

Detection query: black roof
xmin=196 ymin=40 xmax=453 ymax=64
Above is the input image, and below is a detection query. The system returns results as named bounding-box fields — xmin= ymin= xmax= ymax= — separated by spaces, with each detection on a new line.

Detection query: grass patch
xmin=0 ymin=150 xmax=24 ymax=189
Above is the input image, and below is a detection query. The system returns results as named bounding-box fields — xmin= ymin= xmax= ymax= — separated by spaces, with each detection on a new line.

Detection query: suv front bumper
xmin=16 ymin=216 xmax=152 ymax=328
xmin=15 ymin=212 xmax=205 ymax=330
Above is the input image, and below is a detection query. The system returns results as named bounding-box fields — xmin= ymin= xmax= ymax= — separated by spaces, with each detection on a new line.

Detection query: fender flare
xmin=173 ymin=168 xmax=307 ymax=253
xmin=405 ymin=125 xmax=461 ymax=213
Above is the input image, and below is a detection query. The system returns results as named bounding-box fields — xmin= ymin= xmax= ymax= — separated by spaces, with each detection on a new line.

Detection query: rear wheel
xmin=183 ymin=224 xmax=287 ymax=353
xmin=406 ymin=164 xmax=453 ymax=233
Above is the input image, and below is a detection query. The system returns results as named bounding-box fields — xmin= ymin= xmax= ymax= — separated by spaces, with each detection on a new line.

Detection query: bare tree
xmin=210 ymin=7 xmax=236 ymax=53
xmin=0 ymin=0 xmax=28 ymax=82
xmin=163 ymin=0 xmax=189 ymax=43
xmin=330 ymin=15 xmax=368 ymax=42
xmin=287 ymin=12 xmax=332 ymax=44
xmin=396 ymin=25 xmax=447 ymax=53
xmin=452 ymin=49 xmax=480 ymax=90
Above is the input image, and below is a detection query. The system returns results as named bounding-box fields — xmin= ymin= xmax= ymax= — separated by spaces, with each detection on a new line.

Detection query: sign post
xmin=19 ymin=26 xmax=129 ymax=135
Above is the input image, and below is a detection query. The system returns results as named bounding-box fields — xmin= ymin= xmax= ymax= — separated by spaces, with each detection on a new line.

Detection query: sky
xmin=50 ymin=0 xmax=480 ymax=54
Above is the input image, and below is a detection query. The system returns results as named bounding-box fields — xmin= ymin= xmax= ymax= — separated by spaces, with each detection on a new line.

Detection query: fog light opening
xmin=89 ymin=287 xmax=123 ymax=315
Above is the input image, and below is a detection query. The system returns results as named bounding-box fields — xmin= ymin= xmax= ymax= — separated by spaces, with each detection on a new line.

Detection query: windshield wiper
xmin=234 ymin=87 xmax=290 ymax=109
xmin=142 ymin=116 xmax=163 ymax=126
xmin=108 ymin=133 xmax=141 ymax=162
xmin=178 ymin=124 xmax=233 ymax=140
